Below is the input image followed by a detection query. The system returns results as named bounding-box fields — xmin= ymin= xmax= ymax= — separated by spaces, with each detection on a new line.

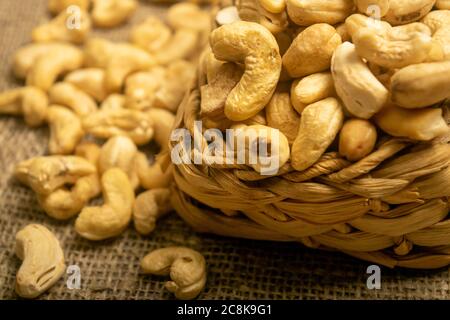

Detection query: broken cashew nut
xmin=75 ymin=168 xmax=135 ymax=240
xmin=133 ymin=188 xmax=172 ymax=236
xmin=15 ymin=224 xmax=65 ymax=299
xmin=141 ymin=247 xmax=206 ymax=300
xmin=210 ymin=21 xmax=282 ymax=121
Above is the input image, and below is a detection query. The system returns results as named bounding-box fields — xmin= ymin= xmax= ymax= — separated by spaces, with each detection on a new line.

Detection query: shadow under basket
xmin=170 ymin=72 xmax=450 ymax=269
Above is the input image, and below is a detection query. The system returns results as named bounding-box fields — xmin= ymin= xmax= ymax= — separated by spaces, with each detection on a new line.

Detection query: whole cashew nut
xmin=210 ymin=21 xmax=282 ymax=121
xmin=15 ymin=155 xmax=96 ymax=195
xmin=124 ymin=67 xmax=166 ymax=110
xmin=259 ymin=0 xmax=286 ymax=13
xmin=130 ymin=17 xmax=172 ymax=54
xmin=345 ymin=13 xmax=392 ymax=41
xmin=49 ymin=82 xmax=97 ymax=117
xmin=0 ymin=86 xmax=48 ymax=127
xmin=265 ymin=91 xmax=300 ymax=143
xmin=146 ymin=108 xmax=176 ymax=152
xmin=133 ymin=188 xmax=172 ymax=236
xmin=141 ymin=247 xmax=206 ymax=300
xmin=15 ymin=224 xmax=65 ymax=299
xmin=167 ymin=2 xmax=211 ymax=32
xmin=331 ymin=42 xmax=389 ymax=119
xmin=75 ymin=168 xmax=135 ymax=240
xmin=339 ymin=119 xmax=377 ymax=161
xmin=65 ymin=68 xmax=107 ymax=102
xmin=383 ymin=0 xmax=436 ymax=26
xmin=47 ymin=105 xmax=84 ymax=155
xmin=48 ymin=0 xmax=90 ymax=14
xmin=422 ymin=10 xmax=450 ymax=34
xmin=91 ymin=0 xmax=137 ymax=28
xmin=355 ymin=0 xmax=390 ymax=18
xmin=286 ymin=0 xmax=354 ymax=26
xmin=100 ymin=94 xmax=126 ymax=111
xmin=291 ymin=97 xmax=344 ymax=171
xmin=290 ymin=72 xmax=335 ymax=111
xmin=32 ymin=9 xmax=91 ymax=44
xmin=135 ymin=152 xmax=174 ymax=190
xmin=153 ymin=29 xmax=200 ymax=66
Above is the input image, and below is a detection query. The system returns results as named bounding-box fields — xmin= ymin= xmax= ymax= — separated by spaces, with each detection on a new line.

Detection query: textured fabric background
xmin=0 ymin=0 xmax=449 ymax=300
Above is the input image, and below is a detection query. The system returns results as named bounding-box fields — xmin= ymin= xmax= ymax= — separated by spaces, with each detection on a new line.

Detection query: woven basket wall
xmin=170 ymin=66 xmax=450 ymax=269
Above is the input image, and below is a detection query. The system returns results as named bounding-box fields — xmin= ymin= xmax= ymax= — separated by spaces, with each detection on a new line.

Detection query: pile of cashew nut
xmin=199 ymin=0 xmax=450 ymax=174
xmin=1 ymin=0 xmax=209 ymax=299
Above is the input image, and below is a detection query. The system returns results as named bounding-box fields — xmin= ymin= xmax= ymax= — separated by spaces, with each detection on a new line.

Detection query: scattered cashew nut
xmin=47 ymin=105 xmax=84 ymax=155
xmin=49 ymin=82 xmax=97 ymax=117
xmin=65 ymin=68 xmax=107 ymax=102
xmin=91 ymin=0 xmax=137 ymax=28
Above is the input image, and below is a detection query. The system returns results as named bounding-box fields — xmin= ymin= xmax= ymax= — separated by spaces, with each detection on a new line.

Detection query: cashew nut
xmin=49 ymin=82 xmax=97 ymax=117
xmin=290 ymin=72 xmax=335 ymax=111
xmin=65 ymin=68 xmax=107 ymax=102
xmin=135 ymin=152 xmax=174 ymax=190
xmin=153 ymin=60 xmax=196 ymax=113
xmin=422 ymin=9 xmax=450 ymax=33
xmin=210 ymin=21 xmax=282 ymax=121
xmin=100 ymin=94 xmax=126 ymax=111
xmin=237 ymin=0 xmax=289 ymax=34
xmin=353 ymin=23 xmax=433 ymax=68
xmin=335 ymin=23 xmax=351 ymax=42
xmin=32 ymin=9 xmax=91 ymax=44
xmin=374 ymin=103 xmax=449 ymax=141
xmin=282 ymin=23 xmax=342 ymax=78
xmin=15 ymin=155 xmax=96 ymax=195
xmin=124 ymin=67 xmax=166 ymax=110
xmin=130 ymin=17 xmax=172 ymax=54
xmin=91 ymin=0 xmax=137 ymax=28
xmin=15 ymin=224 xmax=65 ymax=299
xmin=141 ymin=247 xmax=206 ymax=300
xmin=345 ymin=13 xmax=392 ymax=40
xmin=47 ymin=105 xmax=84 ymax=155
xmin=259 ymin=0 xmax=286 ymax=13
xmin=286 ymin=0 xmax=354 ymax=26
xmin=153 ymin=29 xmax=200 ymax=65
xmin=355 ymin=0 xmax=390 ymax=17
xmin=98 ymin=136 xmax=139 ymax=189
xmin=26 ymin=44 xmax=84 ymax=91
xmin=82 ymin=108 xmax=153 ymax=145
xmin=436 ymin=0 xmax=450 ymax=9
xmin=146 ymin=108 xmax=176 ymax=152
xmin=339 ymin=119 xmax=377 ymax=161
xmin=291 ymin=97 xmax=344 ymax=171
xmin=167 ymin=2 xmax=211 ymax=32
xmin=432 ymin=26 xmax=450 ymax=60
xmin=216 ymin=6 xmax=241 ymax=26
xmin=75 ymin=168 xmax=134 ymax=240
xmin=390 ymin=60 xmax=450 ymax=108
xmin=331 ymin=42 xmax=389 ymax=119
xmin=265 ymin=91 xmax=300 ymax=143
xmin=0 ymin=86 xmax=48 ymax=127
xmin=383 ymin=0 xmax=435 ymax=26
xmin=48 ymin=0 xmax=90 ymax=14
xmin=133 ymin=188 xmax=172 ymax=236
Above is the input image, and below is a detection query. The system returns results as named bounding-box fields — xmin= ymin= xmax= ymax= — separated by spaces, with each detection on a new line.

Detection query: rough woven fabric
xmin=0 ymin=0 xmax=449 ymax=300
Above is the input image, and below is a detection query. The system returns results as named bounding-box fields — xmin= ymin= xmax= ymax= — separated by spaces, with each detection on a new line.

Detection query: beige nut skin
xmin=210 ymin=21 xmax=282 ymax=121
xmin=338 ymin=119 xmax=377 ymax=161
xmin=75 ymin=168 xmax=135 ymax=240
xmin=133 ymin=188 xmax=173 ymax=236
xmin=331 ymin=42 xmax=389 ymax=119
xmin=282 ymin=23 xmax=342 ymax=78
xmin=15 ymin=224 xmax=65 ymax=299
xmin=291 ymin=97 xmax=344 ymax=171
xmin=141 ymin=247 xmax=206 ymax=300
xmin=286 ymin=0 xmax=354 ymax=26
xmin=390 ymin=60 xmax=450 ymax=109
xmin=374 ymin=104 xmax=449 ymax=141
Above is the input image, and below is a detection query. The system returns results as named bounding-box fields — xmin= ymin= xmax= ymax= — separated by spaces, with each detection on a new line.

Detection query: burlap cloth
xmin=0 ymin=0 xmax=449 ymax=300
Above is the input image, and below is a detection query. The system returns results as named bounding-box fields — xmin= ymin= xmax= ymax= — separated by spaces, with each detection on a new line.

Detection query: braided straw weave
xmin=170 ymin=66 xmax=450 ymax=269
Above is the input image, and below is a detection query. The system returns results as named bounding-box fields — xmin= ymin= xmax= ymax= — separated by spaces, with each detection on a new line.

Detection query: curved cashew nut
xmin=290 ymin=72 xmax=335 ymax=112
xmin=265 ymin=91 xmax=300 ymax=144
xmin=291 ymin=97 xmax=344 ymax=171
xmin=353 ymin=23 xmax=433 ymax=68
xmin=331 ymin=42 xmax=389 ymax=119
xmin=15 ymin=155 xmax=96 ymax=195
xmin=65 ymin=68 xmax=107 ymax=102
xmin=0 ymin=86 xmax=48 ymax=127
xmin=422 ymin=10 xmax=450 ymax=34
xmin=32 ymin=9 xmax=91 ymax=44
xmin=140 ymin=247 xmax=206 ymax=300
xmin=91 ymin=0 xmax=137 ymax=28
xmin=339 ymin=119 xmax=377 ymax=161
xmin=133 ymin=188 xmax=172 ymax=236
xmin=48 ymin=0 xmax=90 ymax=14
xmin=130 ymin=17 xmax=172 ymax=54
xmin=237 ymin=0 xmax=288 ymax=34
xmin=390 ymin=60 xmax=450 ymax=108
xmin=15 ymin=224 xmax=65 ymax=299
xmin=383 ymin=0 xmax=435 ymax=26
xmin=146 ymin=108 xmax=176 ymax=151
xmin=153 ymin=29 xmax=199 ymax=66
xmin=100 ymin=94 xmax=126 ymax=111
xmin=135 ymin=152 xmax=174 ymax=190
xmin=82 ymin=108 xmax=154 ymax=145
xmin=98 ymin=136 xmax=139 ymax=189
xmin=26 ymin=45 xmax=84 ymax=92
xmin=345 ymin=13 xmax=392 ymax=41
xmin=282 ymin=23 xmax=342 ymax=78
xmin=49 ymin=82 xmax=97 ymax=117
xmin=47 ymin=105 xmax=84 ymax=155
xmin=37 ymin=142 xmax=101 ymax=220
xmin=355 ymin=0 xmax=390 ymax=18
xmin=374 ymin=103 xmax=449 ymax=141
xmin=432 ymin=26 xmax=450 ymax=60
xmin=83 ymin=38 xmax=114 ymax=68
xmin=124 ymin=67 xmax=166 ymax=110
xmin=210 ymin=21 xmax=282 ymax=121
xmin=167 ymin=2 xmax=211 ymax=32
xmin=75 ymin=168 xmax=135 ymax=240
xmin=286 ymin=0 xmax=354 ymax=26
xmin=258 ymin=0 xmax=286 ymax=13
